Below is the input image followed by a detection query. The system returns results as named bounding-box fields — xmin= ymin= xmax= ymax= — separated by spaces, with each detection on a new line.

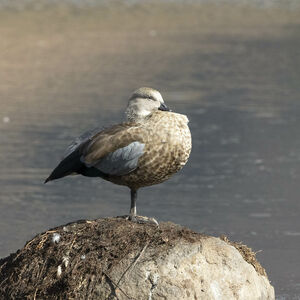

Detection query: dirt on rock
xmin=220 ymin=235 xmax=267 ymax=277
xmin=0 ymin=217 xmax=266 ymax=299
xmin=0 ymin=218 xmax=205 ymax=299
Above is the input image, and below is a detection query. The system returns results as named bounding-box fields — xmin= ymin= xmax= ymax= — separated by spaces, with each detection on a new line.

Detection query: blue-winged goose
xmin=45 ymin=87 xmax=192 ymax=223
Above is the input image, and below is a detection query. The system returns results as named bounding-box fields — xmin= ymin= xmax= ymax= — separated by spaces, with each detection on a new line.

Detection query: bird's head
xmin=125 ymin=87 xmax=171 ymax=122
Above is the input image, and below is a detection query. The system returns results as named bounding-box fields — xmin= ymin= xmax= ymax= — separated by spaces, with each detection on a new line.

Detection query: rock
xmin=0 ymin=218 xmax=274 ymax=299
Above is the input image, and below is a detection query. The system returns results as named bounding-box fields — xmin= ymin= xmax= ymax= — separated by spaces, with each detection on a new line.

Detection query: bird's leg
xmin=128 ymin=188 xmax=158 ymax=225
xmin=130 ymin=189 xmax=137 ymax=217
xmin=116 ymin=189 xmax=158 ymax=225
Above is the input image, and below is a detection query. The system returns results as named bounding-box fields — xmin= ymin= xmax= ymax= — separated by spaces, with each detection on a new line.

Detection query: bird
xmin=45 ymin=87 xmax=192 ymax=224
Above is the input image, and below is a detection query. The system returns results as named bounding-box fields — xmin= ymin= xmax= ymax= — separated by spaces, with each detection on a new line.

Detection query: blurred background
xmin=0 ymin=0 xmax=299 ymax=298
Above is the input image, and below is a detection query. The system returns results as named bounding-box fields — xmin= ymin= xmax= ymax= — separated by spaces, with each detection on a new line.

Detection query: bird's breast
xmin=110 ymin=112 xmax=191 ymax=189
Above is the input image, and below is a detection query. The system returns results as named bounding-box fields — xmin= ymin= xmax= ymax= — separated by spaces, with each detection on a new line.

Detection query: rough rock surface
xmin=0 ymin=218 xmax=275 ymax=299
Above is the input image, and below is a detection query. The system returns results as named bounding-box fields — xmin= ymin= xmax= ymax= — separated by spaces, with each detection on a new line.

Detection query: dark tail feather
xmin=44 ymin=150 xmax=83 ymax=184
xmin=44 ymin=177 xmax=51 ymax=184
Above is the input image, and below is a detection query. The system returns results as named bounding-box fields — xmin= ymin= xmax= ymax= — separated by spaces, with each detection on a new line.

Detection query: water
xmin=0 ymin=4 xmax=300 ymax=299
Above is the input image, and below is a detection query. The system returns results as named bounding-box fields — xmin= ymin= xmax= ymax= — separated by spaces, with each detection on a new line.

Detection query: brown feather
xmin=84 ymin=111 xmax=192 ymax=190
xmin=82 ymin=123 xmax=143 ymax=165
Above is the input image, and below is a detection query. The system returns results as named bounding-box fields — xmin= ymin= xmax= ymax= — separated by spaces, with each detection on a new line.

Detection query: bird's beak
xmin=158 ymin=103 xmax=171 ymax=112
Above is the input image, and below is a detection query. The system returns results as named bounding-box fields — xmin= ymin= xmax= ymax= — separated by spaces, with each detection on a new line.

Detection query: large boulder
xmin=0 ymin=218 xmax=274 ymax=299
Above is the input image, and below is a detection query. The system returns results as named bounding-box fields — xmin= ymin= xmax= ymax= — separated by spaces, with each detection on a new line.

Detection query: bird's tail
xmin=44 ymin=150 xmax=83 ymax=183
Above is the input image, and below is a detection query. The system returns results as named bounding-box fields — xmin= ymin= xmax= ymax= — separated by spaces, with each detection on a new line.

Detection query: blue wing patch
xmin=92 ymin=141 xmax=145 ymax=176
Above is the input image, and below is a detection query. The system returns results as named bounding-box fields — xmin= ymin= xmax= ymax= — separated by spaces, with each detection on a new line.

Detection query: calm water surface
xmin=0 ymin=6 xmax=299 ymax=299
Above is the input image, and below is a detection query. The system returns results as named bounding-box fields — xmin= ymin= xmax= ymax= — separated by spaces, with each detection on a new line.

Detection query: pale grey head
xmin=125 ymin=87 xmax=170 ymax=122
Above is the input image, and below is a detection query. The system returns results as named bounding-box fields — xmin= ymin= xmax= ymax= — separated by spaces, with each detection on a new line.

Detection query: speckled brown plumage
xmin=90 ymin=111 xmax=192 ymax=189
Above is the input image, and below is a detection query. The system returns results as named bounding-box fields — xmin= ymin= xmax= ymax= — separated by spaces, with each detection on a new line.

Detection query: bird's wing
xmin=81 ymin=123 xmax=146 ymax=176
xmin=62 ymin=127 xmax=102 ymax=160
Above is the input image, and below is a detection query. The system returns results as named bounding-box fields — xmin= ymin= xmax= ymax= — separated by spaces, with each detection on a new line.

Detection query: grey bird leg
xmin=130 ymin=189 xmax=137 ymax=217
xmin=118 ymin=188 xmax=158 ymax=225
xmin=116 ymin=188 xmax=159 ymax=225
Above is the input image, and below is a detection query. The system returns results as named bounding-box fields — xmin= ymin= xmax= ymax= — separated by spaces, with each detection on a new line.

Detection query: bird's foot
xmin=117 ymin=215 xmax=159 ymax=226
xmin=129 ymin=215 xmax=159 ymax=226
